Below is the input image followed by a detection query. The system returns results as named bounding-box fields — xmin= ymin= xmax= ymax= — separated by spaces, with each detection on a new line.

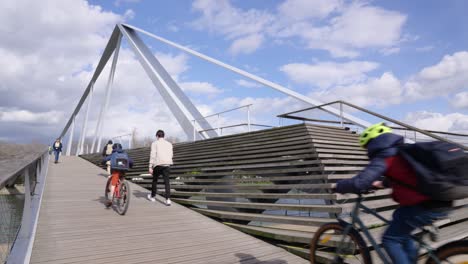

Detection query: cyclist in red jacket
xmin=102 ymin=143 xmax=134 ymax=207
xmin=335 ymin=123 xmax=451 ymax=264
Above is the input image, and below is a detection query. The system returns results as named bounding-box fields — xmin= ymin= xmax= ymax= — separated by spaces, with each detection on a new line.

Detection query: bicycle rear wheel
xmin=115 ymin=181 xmax=130 ymax=215
xmin=310 ymin=222 xmax=372 ymax=264
xmin=426 ymin=240 xmax=468 ymax=264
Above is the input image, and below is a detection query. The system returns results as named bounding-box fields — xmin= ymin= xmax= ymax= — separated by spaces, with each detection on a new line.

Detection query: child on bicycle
xmin=334 ymin=123 xmax=452 ymax=264
xmin=102 ymin=143 xmax=134 ymax=207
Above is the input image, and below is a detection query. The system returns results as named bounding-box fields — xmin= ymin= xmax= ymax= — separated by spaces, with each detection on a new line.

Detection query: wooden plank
xmin=172 ymin=198 xmax=342 ymax=213
xmin=30 ymin=156 xmax=308 ymax=264
xmin=193 ymin=208 xmax=332 ymax=225
xmin=163 ymin=191 xmax=337 ymax=200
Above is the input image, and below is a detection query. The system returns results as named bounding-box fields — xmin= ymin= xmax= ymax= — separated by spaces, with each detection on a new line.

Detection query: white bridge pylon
xmin=60 ymin=23 xmax=371 ymax=155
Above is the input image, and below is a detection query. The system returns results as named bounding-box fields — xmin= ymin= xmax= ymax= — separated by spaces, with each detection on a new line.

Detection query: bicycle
xmin=310 ymin=193 xmax=468 ymax=264
xmin=105 ymin=172 xmax=130 ymax=215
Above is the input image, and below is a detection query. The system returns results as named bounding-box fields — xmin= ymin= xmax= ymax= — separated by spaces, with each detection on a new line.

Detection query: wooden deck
xmin=30 ymin=156 xmax=308 ymax=264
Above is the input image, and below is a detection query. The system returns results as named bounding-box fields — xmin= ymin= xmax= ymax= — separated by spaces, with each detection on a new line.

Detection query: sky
xmin=0 ymin=0 xmax=467 ymax=146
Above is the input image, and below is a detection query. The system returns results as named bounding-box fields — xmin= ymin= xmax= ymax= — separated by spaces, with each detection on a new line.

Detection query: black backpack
xmin=398 ymin=141 xmax=468 ymax=201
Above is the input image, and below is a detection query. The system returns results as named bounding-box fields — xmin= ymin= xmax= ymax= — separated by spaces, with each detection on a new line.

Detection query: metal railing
xmin=111 ymin=132 xmax=134 ymax=149
xmin=192 ymin=104 xmax=254 ymax=141
xmin=1 ymin=150 xmax=49 ymax=263
xmin=278 ymin=100 xmax=468 ymax=150
xmin=198 ymin=123 xmax=275 ymax=137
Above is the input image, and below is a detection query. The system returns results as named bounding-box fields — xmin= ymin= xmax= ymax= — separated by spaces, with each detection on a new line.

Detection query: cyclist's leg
xmin=382 ymin=206 xmax=447 ymax=264
xmin=106 ymin=161 xmax=111 ymax=175
xmin=109 ymin=170 xmax=120 ymax=200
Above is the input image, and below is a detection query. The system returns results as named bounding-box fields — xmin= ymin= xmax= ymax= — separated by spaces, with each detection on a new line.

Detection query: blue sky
xmin=0 ymin=0 xmax=467 ymax=145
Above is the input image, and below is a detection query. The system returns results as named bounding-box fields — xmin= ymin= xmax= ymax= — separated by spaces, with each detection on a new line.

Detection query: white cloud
xmin=167 ymin=22 xmax=180 ymax=32
xmin=0 ymin=109 xmax=63 ymax=124
xmin=416 ymin=45 xmax=434 ymax=52
xmin=236 ymin=79 xmax=262 ymax=88
xmin=404 ymin=51 xmax=468 ymax=100
xmin=452 ymin=92 xmax=468 ymax=109
xmin=309 ymin=72 xmax=403 ymax=108
xmin=191 ymin=0 xmax=407 ymax=57
xmin=228 ymin=34 xmax=263 ymax=55
xmin=404 ymin=111 xmax=468 ymax=133
xmin=277 ymin=0 xmax=342 ymax=21
xmin=123 ymin=9 xmax=135 ymax=20
xmin=0 ymin=0 xmax=196 ymax=143
xmin=154 ymin=52 xmax=189 ymax=81
xmin=191 ymin=0 xmax=274 ymax=40
xmin=114 ymin=0 xmax=140 ymax=6
xmin=380 ymin=47 xmax=400 ymax=56
xmin=299 ymin=2 xmax=406 ymax=58
xmin=280 ymin=60 xmax=379 ymax=88
xmin=180 ymin=81 xmax=222 ymax=96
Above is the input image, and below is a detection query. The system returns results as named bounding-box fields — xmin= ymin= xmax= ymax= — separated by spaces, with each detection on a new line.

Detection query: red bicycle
xmin=105 ymin=173 xmax=130 ymax=215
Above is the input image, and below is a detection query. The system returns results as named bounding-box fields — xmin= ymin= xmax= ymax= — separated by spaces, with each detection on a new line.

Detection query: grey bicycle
xmin=309 ymin=194 xmax=468 ymax=264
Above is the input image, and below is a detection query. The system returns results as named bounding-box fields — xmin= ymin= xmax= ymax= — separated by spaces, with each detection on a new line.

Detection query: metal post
xmin=86 ymin=144 xmax=89 ymax=154
xmin=96 ymin=35 xmax=122 ymax=153
xmin=220 ymin=128 xmax=223 ymax=136
xmin=217 ymin=114 xmax=221 ymax=136
xmin=339 ymin=102 xmax=344 ymax=128
xmin=247 ymin=105 xmax=251 ymax=132
xmin=66 ymin=116 xmax=75 ymax=156
xmin=193 ymin=119 xmax=196 ymax=141
xmin=76 ymin=82 xmax=94 ymax=155
xmin=20 ymin=169 xmax=31 ymax=236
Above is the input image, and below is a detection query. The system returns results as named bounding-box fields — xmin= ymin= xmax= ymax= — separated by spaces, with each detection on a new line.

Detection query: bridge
xmin=1 ymin=23 xmax=468 ymax=264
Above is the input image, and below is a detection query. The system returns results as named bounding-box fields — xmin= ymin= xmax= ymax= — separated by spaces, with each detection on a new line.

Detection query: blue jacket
xmin=336 ymin=133 xmax=404 ymax=194
xmin=102 ymin=149 xmax=134 ymax=169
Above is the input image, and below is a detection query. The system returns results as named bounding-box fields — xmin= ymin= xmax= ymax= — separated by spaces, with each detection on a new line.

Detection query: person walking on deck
xmin=102 ymin=140 xmax=113 ymax=175
xmin=52 ymin=138 xmax=63 ymax=163
xmin=147 ymin=130 xmax=173 ymax=206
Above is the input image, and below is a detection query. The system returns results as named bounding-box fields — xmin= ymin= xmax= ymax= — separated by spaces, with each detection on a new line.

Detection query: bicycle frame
xmin=337 ymin=195 xmax=442 ymax=264
xmin=112 ymin=176 xmax=125 ymax=199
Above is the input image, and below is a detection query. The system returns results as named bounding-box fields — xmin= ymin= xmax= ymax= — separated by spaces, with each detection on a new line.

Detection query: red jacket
xmin=336 ymin=133 xmax=431 ymax=206
xmin=385 ymin=155 xmax=430 ymax=206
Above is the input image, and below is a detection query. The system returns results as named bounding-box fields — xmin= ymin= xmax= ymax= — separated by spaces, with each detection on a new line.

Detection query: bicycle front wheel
xmin=310 ymin=222 xmax=372 ymax=264
xmin=426 ymin=240 xmax=468 ymax=264
xmin=115 ymin=181 xmax=130 ymax=215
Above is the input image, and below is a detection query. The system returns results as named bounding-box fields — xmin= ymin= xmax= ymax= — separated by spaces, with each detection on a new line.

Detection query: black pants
xmin=151 ymin=166 xmax=171 ymax=199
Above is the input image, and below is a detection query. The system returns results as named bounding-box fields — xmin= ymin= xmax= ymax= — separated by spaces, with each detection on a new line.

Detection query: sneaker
xmin=165 ymin=199 xmax=171 ymax=206
xmin=105 ymin=200 xmax=112 ymax=208
xmin=147 ymin=194 xmax=156 ymax=202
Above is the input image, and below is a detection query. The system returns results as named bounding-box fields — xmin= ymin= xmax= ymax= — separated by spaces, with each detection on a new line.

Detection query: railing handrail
xmin=197 ymin=123 xmax=274 ymax=133
xmin=4 ymin=150 xmax=49 ymax=264
xmin=0 ymin=148 xmax=47 ymax=190
xmin=194 ymin=104 xmax=253 ymax=121
xmin=111 ymin=133 xmax=132 ymax=139
xmin=278 ymin=100 xmax=468 ymax=150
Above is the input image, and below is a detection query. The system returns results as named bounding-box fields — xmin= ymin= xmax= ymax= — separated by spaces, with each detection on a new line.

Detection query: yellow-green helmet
xmin=359 ymin=122 xmax=392 ymax=148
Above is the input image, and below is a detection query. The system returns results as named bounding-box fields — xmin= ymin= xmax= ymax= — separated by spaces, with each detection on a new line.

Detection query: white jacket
xmin=149 ymin=138 xmax=173 ymax=168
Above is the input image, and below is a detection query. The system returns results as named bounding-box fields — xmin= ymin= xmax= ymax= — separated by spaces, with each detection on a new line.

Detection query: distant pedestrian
xmin=102 ymin=140 xmax=113 ymax=175
xmin=52 ymin=138 xmax=63 ymax=163
xmin=147 ymin=130 xmax=173 ymax=206
xmin=48 ymin=146 xmax=52 ymax=155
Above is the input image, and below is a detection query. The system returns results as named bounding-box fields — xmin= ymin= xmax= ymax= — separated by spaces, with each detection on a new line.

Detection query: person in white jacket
xmin=147 ymin=130 xmax=173 ymax=206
